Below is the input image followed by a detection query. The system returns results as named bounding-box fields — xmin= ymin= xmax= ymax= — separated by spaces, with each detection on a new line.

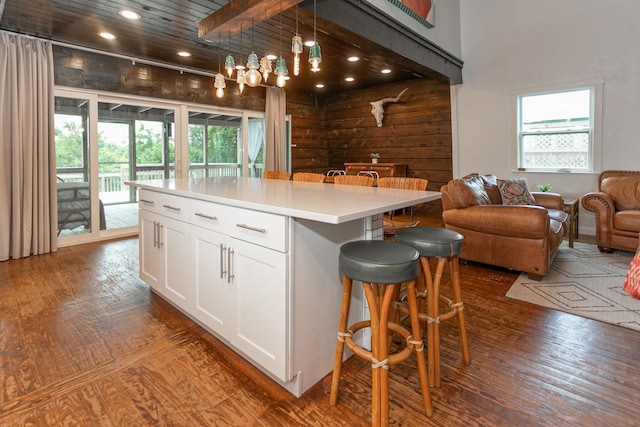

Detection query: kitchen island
xmin=126 ymin=176 xmax=441 ymax=397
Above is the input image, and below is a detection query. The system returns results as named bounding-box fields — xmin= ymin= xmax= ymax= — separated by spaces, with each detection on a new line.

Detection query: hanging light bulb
xmin=237 ymin=69 xmax=246 ymax=94
xmin=259 ymin=15 xmax=272 ymax=82
xmin=246 ymin=52 xmax=262 ymax=87
xmin=309 ymin=0 xmax=322 ymax=73
xmin=246 ymin=18 xmax=262 ymax=87
xmin=291 ymin=34 xmax=303 ymax=76
xmin=291 ymin=3 xmax=302 ymax=76
xmin=214 ymin=35 xmax=226 ymax=98
xmin=225 ymin=29 xmax=235 ymax=77
xmin=214 ymin=73 xmax=226 ymax=98
xmin=275 ymin=57 xmax=288 ymax=88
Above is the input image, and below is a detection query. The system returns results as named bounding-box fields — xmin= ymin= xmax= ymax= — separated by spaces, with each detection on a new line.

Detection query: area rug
xmin=506 ymin=241 xmax=640 ymax=331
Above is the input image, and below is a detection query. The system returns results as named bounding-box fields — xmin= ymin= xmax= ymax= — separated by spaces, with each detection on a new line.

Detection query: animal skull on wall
xmin=370 ymin=88 xmax=408 ymax=127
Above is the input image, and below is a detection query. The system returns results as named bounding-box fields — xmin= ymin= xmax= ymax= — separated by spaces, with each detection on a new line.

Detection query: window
xmin=515 ymin=81 xmax=602 ymax=172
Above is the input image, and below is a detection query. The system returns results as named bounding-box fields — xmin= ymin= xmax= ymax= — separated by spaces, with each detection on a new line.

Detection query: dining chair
xmin=377 ymin=177 xmax=429 ymax=221
xmin=263 ymin=170 xmax=292 ymax=180
xmin=292 ymin=172 xmax=326 ymax=183
xmin=333 ymin=174 xmax=375 ymax=187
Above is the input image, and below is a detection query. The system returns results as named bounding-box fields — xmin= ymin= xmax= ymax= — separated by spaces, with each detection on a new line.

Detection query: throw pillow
xmin=497 ymin=178 xmax=537 ymax=206
xmin=623 ymin=250 xmax=640 ymax=300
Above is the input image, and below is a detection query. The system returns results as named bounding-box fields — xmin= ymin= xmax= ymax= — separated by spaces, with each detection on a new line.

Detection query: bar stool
xmin=330 ymin=240 xmax=433 ymax=426
xmin=394 ymin=227 xmax=470 ymax=387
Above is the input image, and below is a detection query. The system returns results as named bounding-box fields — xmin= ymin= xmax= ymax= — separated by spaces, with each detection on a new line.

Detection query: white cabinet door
xmin=192 ymin=225 xmax=229 ymax=337
xmin=229 ymin=237 xmax=289 ymax=381
xmin=139 ymin=210 xmax=164 ymax=293
xmin=160 ymin=216 xmax=192 ymax=312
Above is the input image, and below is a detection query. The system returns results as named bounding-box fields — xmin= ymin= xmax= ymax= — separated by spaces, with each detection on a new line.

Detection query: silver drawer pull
xmin=162 ymin=204 xmax=181 ymax=211
xmin=195 ymin=212 xmax=218 ymax=221
xmin=236 ymin=223 xmax=267 ymax=233
xmin=140 ymin=198 xmax=155 ymax=204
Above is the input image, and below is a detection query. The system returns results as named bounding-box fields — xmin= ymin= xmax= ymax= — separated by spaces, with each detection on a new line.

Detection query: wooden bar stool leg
xmin=364 ymin=282 xmax=383 ymax=427
xmin=429 ymin=257 xmax=447 ymax=387
xmin=449 ymin=256 xmax=471 ymax=364
xmin=330 ymin=276 xmax=353 ymax=406
xmin=379 ymin=284 xmax=396 ymax=426
xmin=405 ymin=279 xmax=434 ymax=417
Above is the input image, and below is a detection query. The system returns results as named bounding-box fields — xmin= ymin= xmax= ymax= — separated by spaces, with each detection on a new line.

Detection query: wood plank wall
xmin=53 ymin=47 xmax=451 ymax=217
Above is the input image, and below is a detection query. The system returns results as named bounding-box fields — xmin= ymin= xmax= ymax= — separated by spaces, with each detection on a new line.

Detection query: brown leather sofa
xmin=581 ymin=170 xmax=640 ymax=253
xmin=441 ymin=174 xmax=569 ymax=281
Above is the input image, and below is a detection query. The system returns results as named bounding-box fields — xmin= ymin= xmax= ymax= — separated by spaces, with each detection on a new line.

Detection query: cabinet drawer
xmin=191 ymin=199 xmax=233 ymax=232
xmin=230 ymin=208 xmax=288 ymax=252
xmin=139 ymin=189 xmax=190 ymax=221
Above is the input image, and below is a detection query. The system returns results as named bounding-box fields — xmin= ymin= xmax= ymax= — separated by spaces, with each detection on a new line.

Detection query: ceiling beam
xmin=198 ymin=0 xmax=303 ymax=41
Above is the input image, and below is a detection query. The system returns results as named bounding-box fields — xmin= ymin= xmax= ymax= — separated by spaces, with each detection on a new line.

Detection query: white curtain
xmin=248 ymin=118 xmax=264 ymax=177
xmin=0 ymin=32 xmax=56 ymax=261
xmin=264 ymin=87 xmax=286 ymax=171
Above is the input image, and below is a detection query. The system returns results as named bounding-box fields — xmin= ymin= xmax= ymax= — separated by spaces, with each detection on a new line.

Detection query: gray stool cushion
xmin=339 ymin=240 xmax=419 ymax=284
xmin=394 ymin=227 xmax=464 ymax=258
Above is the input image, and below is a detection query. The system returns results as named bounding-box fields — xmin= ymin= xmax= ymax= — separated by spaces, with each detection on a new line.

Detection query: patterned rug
xmin=506 ymin=241 xmax=640 ymax=331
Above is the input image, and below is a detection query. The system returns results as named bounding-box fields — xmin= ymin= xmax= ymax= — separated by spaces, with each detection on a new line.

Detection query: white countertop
xmin=126 ymin=177 xmax=442 ymax=224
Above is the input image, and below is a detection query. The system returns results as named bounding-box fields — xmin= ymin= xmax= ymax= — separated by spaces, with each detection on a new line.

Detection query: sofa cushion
xmin=601 ymin=176 xmax=640 ymax=211
xmin=479 ymin=174 xmax=503 ymax=205
xmin=447 ymin=175 xmax=491 ymax=208
xmin=613 ymin=210 xmax=640 ymax=233
xmin=497 ymin=178 xmax=537 ymax=206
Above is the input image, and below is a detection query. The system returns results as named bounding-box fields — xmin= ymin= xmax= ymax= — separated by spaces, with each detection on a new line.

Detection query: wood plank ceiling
xmin=0 ymin=0 xmax=449 ymax=94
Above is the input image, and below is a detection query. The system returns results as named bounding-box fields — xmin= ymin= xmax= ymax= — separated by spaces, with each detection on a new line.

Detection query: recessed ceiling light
xmin=266 ymin=54 xmax=278 ymax=60
xmin=315 ymin=83 xmax=325 ymax=88
xmin=347 ymin=56 xmax=360 ymax=62
xmin=119 ymin=10 xmax=140 ymax=20
xmin=99 ymin=32 xmax=116 ymax=40
xmin=381 ymin=68 xmax=392 ymax=74
xmin=178 ymin=51 xmax=191 ymax=57
xmin=345 ymin=77 xmax=354 ymax=82
xmin=304 ymin=40 xmax=316 ymax=47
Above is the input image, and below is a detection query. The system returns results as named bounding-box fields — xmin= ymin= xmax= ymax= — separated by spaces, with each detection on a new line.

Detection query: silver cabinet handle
xmin=153 ymin=221 xmax=158 ymax=248
xmin=157 ymin=224 xmax=164 ymax=248
xmin=236 ymin=223 xmax=266 ymax=233
xmin=162 ymin=204 xmax=181 ymax=211
xmin=220 ymin=244 xmax=227 ymax=279
xmin=195 ymin=212 xmax=218 ymax=221
xmin=228 ymin=248 xmax=235 ymax=283
xmin=140 ymin=198 xmax=155 ymax=204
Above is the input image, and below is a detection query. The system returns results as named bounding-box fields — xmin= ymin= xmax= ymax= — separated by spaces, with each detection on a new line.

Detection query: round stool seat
xmin=339 ymin=240 xmax=419 ymax=284
xmin=395 ymin=227 xmax=464 ymax=258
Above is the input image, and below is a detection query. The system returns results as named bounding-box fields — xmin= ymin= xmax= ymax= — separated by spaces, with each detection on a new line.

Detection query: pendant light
xmin=291 ymin=2 xmax=303 ymax=76
xmin=224 ymin=29 xmax=235 ymax=77
xmin=237 ymin=24 xmax=246 ymax=93
xmin=214 ymin=35 xmax=226 ymax=98
xmin=274 ymin=1 xmax=288 ymax=88
xmin=309 ymin=0 xmax=322 ymax=73
xmin=245 ymin=18 xmax=262 ymax=88
xmin=259 ymin=13 xmax=273 ymax=83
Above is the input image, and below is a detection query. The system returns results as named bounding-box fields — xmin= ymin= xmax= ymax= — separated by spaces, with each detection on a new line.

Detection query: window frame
xmin=511 ymin=79 xmax=603 ymax=174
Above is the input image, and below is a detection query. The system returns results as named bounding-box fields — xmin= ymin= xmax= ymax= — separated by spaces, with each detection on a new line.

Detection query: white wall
xmin=455 ymin=0 xmax=640 ymax=236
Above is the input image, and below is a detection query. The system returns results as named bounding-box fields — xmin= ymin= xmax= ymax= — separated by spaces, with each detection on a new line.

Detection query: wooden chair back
xmin=333 ymin=175 xmax=375 ymax=187
xmin=263 ymin=170 xmax=291 ymax=180
xmin=292 ymin=172 xmax=326 ymax=183
xmin=377 ymin=177 xmax=428 ymax=191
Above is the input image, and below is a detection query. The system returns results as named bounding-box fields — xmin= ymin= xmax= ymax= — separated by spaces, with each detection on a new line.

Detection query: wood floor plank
xmin=1 ymin=233 xmax=639 ymax=426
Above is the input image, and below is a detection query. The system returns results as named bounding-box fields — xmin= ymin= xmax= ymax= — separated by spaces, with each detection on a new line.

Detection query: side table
xmin=563 ymin=197 xmax=579 ymax=248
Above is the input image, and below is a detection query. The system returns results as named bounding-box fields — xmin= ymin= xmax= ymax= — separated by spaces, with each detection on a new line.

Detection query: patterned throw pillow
xmin=623 ymin=251 xmax=640 ymax=300
xmin=497 ymin=178 xmax=537 ymax=206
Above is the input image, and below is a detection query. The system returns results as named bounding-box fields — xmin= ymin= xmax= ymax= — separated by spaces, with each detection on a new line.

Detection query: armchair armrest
xmin=582 ymin=191 xmax=616 ymax=236
xmin=532 ymin=191 xmax=564 ymax=210
xmin=443 ymin=205 xmax=550 ymax=239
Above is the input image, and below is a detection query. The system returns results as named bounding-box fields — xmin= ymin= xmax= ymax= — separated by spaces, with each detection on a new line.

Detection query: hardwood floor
xmin=1 ymin=233 xmax=638 ymax=426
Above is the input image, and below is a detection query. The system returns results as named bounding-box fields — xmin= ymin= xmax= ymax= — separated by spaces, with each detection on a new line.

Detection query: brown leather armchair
xmin=581 ymin=170 xmax=640 ymax=253
xmin=441 ymin=174 xmax=568 ymax=281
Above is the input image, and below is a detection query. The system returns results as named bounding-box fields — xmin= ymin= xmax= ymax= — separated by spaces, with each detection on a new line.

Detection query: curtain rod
xmin=52 ymin=40 xmax=218 ymax=78
xmin=0 ymin=30 xmax=218 ymax=79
